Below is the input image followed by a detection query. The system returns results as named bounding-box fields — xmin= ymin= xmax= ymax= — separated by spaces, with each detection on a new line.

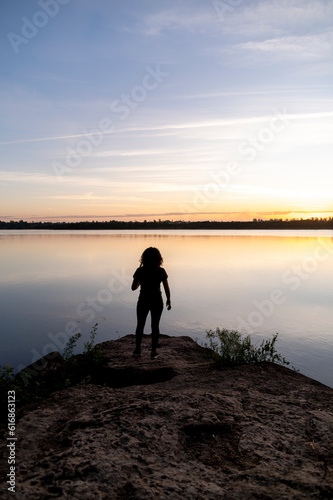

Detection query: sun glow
xmin=1 ymin=2 xmax=333 ymax=223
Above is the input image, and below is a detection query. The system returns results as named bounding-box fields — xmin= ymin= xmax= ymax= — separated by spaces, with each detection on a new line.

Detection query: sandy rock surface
xmin=1 ymin=334 xmax=332 ymax=499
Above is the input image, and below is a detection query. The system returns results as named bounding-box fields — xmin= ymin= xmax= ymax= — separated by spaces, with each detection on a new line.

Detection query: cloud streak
xmin=237 ymin=32 xmax=333 ymax=61
xmin=2 ymin=111 xmax=333 ymax=146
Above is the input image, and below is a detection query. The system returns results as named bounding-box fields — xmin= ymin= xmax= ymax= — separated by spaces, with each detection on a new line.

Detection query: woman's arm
xmin=163 ymin=279 xmax=171 ymax=310
xmin=131 ymin=278 xmax=140 ymax=291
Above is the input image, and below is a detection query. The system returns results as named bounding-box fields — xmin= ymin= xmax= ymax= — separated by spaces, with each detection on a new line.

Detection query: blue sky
xmin=1 ymin=0 xmax=333 ymax=221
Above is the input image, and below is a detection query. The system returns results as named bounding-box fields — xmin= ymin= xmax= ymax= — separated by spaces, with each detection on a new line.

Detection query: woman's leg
xmin=150 ymin=298 xmax=163 ymax=352
xmin=135 ymin=300 xmax=150 ymax=352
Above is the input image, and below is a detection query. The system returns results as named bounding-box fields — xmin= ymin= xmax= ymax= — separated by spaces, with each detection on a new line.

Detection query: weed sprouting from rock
xmin=205 ymin=329 xmax=290 ymax=367
xmin=62 ymin=332 xmax=82 ymax=362
xmin=62 ymin=323 xmax=102 ymax=365
xmin=0 ymin=324 xmax=104 ymax=415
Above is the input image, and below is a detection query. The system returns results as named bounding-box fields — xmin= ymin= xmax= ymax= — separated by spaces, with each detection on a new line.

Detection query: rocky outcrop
xmin=1 ymin=334 xmax=332 ymax=499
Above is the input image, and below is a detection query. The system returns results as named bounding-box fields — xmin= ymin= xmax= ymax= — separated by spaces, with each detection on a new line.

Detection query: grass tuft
xmin=205 ymin=328 xmax=290 ymax=367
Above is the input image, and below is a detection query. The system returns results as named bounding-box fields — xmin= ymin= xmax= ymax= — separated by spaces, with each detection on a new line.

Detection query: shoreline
xmin=1 ymin=218 xmax=333 ymax=231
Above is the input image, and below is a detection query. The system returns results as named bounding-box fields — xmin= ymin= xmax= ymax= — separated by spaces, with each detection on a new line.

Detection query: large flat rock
xmin=1 ymin=334 xmax=332 ymax=499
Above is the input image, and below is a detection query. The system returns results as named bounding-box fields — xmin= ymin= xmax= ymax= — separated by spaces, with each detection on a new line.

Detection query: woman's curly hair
xmin=140 ymin=247 xmax=163 ymax=267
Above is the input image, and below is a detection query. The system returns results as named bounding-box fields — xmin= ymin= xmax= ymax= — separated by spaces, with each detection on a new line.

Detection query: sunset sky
xmin=1 ymin=0 xmax=333 ymax=222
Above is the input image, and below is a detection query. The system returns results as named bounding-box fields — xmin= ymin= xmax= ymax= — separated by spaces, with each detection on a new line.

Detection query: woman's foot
xmin=133 ymin=350 xmax=142 ymax=357
xmin=151 ymin=351 xmax=159 ymax=360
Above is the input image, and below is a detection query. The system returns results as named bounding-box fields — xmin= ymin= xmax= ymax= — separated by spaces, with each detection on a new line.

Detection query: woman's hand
xmin=131 ymin=278 xmax=140 ymax=291
xmin=163 ymin=280 xmax=171 ymax=309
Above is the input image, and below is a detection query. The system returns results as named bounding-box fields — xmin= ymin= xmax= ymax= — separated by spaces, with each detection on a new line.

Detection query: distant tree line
xmin=1 ymin=218 xmax=333 ymax=230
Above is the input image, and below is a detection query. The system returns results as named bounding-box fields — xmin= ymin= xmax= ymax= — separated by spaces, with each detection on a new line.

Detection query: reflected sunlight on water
xmin=0 ymin=230 xmax=332 ymax=387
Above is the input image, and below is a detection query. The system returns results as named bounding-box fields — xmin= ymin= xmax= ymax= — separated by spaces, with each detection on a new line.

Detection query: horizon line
xmin=1 ymin=216 xmax=333 ymax=224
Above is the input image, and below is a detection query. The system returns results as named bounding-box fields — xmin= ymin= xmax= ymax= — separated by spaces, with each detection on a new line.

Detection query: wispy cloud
xmin=92 ymin=148 xmax=184 ymax=158
xmin=46 ymin=193 xmax=107 ymax=201
xmin=135 ymin=6 xmax=217 ymax=36
xmin=2 ymin=111 xmax=333 ymax=146
xmin=220 ymin=0 xmax=333 ymax=36
xmin=0 ymin=171 xmax=54 ymax=183
xmin=218 ymin=184 xmax=330 ymax=200
xmin=236 ymin=32 xmax=333 ymax=61
xmin=136 ymin=0 xmax=333 ymax=38
xmin=0 ymin=132 xmax=109 ymax=146
xmin=178 ymin=86 xmax=327 ymax=99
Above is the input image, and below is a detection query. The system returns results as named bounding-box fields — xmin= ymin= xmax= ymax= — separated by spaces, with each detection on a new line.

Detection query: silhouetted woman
xmin=132 ymin=247 xmax=171 ymax=359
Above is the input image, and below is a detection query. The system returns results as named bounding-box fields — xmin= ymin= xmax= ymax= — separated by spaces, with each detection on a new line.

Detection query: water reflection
xmin=0 ymin=230 xmax=332 ymax=387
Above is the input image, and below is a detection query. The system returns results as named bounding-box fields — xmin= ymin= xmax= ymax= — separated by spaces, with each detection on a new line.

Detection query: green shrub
xmin=83 ymin=323 xmax=102 ymax=364
xmin=62 ymin=323 xmax=102 ymax=365
xmin=62 ymin=331 xmax=82 ymax=362
xmin=205 ymin=328 xmax=290 ymax=367
xmin=0 ymin=364 xmax=45 ymax=418
xmin=0 ymin=324 xmax=103 ymax=415
xmin=0 ymin=364 xmax=15 ymax=383
xmin=61 ymin=323 xmax=103 ymax=387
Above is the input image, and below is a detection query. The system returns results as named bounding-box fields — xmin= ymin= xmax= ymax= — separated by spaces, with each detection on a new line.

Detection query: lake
xmin=1 ymin=229 xmax=332 ymax=387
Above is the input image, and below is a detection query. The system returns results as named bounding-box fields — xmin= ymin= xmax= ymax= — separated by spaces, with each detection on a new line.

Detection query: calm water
xmin=1 ymin=229 xmax=332 ymax=387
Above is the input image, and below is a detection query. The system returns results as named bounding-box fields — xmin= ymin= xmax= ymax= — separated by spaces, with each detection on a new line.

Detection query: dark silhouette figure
xmin=132 ymin=247 xmax=171 ymax=359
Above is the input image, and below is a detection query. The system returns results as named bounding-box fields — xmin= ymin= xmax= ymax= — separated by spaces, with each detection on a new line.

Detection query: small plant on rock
xmin=205 ymin=328 xmax=290 ymax=367
xmin=83 ymin=323 xmax=102 ymax=365
xmin=62 ymin=323 xmax=103 ymax=386
xmin=62 ymin=331 xmax=82 ymax=363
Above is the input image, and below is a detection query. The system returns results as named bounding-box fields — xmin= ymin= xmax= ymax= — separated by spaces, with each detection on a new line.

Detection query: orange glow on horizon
xmin=2 ymin=210 xmax=333 ymax=223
